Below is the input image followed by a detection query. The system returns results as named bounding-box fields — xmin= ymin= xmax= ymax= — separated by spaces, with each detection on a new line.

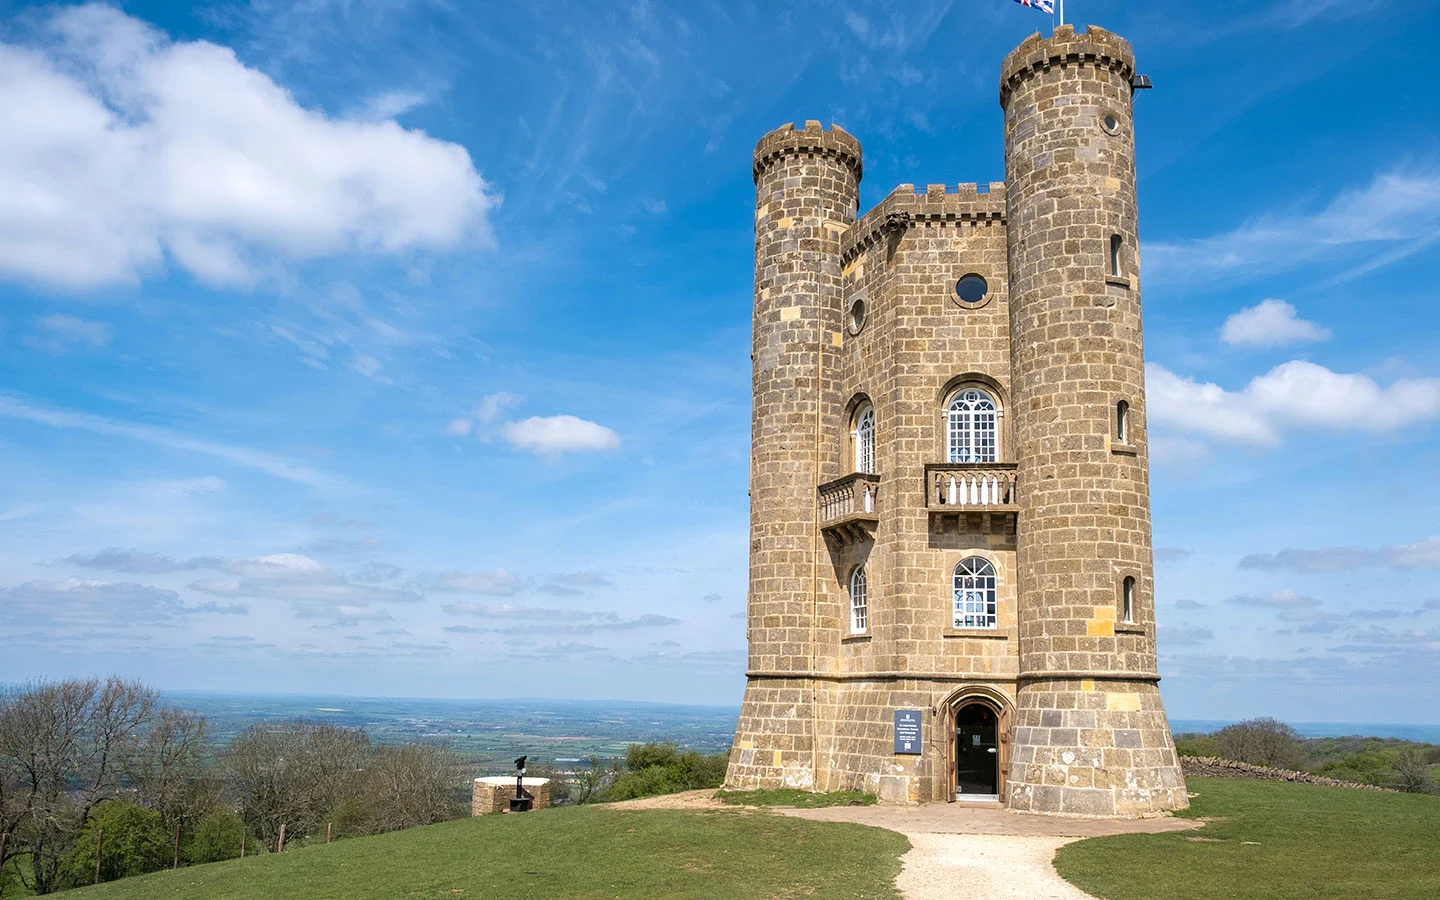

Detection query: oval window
xmin=1102 ymin=113 xmax=1121 ymax=135
xmin=955 ymin=274 xmax=989 ymax=306
xmin=849 ymin=298 xmax=866 ymax=333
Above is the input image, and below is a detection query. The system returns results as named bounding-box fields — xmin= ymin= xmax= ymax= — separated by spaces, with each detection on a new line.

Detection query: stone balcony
xmin=818 ymin=472 xmax=880 ymax=543
xmin=926 ymin=462 xmax=1018 ymax=533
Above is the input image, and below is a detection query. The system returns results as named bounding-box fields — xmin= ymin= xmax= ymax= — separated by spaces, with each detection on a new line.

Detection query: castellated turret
xmin=1000 ymin=26 xmax=1186 ymax=815
xmin=727 ymin=27 xmax=1187 ymax=816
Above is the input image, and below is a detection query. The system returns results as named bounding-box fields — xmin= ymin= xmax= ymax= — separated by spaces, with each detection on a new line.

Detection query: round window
xmin=954 ymin=274 xmax=989 ymax=306
xmin=1101 ymin=113 xmax=1121 ymax=135
xmin=849 ymin=298 xmax=866 ymax=333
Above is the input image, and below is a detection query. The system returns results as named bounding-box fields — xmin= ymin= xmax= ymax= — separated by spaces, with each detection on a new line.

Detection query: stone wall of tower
xmin=726 ymin=122 xmax=861 ymax=790
xmin=1000 ymin=26 xmax=1187 ymax=816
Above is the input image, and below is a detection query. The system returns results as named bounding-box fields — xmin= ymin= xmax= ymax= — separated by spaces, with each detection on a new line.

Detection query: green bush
xmin=1173 ymin=734 xmax=1221 ymax=758
xmin=605 ymin=742 xmax=729 ymax=802
xmin=187 ymin=808 xmax=248 ymax=864
xmin=62 ymin=800 xmax=171 ymax=887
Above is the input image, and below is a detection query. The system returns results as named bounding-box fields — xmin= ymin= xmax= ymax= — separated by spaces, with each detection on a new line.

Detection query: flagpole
xmin=1060 ymin=0 xmax=1065 ymax=26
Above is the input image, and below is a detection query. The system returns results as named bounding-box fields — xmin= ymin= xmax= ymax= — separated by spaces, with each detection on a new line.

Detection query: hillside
xmin=65 ymin=805 xmax=908 ymax=900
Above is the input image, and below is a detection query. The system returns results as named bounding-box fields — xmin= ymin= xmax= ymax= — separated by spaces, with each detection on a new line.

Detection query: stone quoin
xmin=725 ymin=24 xmax=1188 ymax=817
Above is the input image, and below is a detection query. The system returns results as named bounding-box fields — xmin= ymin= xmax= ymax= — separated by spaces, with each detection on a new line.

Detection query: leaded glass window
xmin=953 ymin=557 xmax=997 ymax=629
xmin=947 ymin=389 xmax=997 ymax=463
xmin=850 ymin=566 xmax=868 ymax=634
xmin=854 ymin=406 xmax=875 ymax=474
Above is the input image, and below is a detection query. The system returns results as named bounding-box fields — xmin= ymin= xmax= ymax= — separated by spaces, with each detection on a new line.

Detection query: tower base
xmin=725 ymin=676 xmax=818 ymax=791
xmin=1005 ymin=678 xmax=1189 ymax=817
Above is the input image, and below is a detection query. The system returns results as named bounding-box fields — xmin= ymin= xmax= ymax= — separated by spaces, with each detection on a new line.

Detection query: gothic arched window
xmin=947 ymin=389 xmax=998 ymax=463
xmin=854 ymin=405 xmax=875 ymax=474
xmin=849 ymin=566 xmax=868 ymax=634
xmin=953 ymin=557 xmax=997 ymax=629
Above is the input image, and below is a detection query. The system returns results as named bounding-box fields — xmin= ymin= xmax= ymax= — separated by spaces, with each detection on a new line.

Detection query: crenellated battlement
xmin=753 ymin=120 xmax=864 ymax=184
xmin=840 ymin=182 xmax=1006 ymax=264
xmin=999 ymin=24 xmax=1134 ymax=108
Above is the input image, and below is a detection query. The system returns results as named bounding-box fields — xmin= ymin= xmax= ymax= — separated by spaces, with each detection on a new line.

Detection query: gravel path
xmin=607 ymin=791 xmax=1201 ymax=899
xmin=894 ymin=833 xmax=1096 ymax=900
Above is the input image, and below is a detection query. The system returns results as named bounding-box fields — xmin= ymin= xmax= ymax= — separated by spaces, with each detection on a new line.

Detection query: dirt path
xmin=607 ymin=792 xmax=1201 ymax=899
xmin=782 ymin=805 xmax=1200 ymax=900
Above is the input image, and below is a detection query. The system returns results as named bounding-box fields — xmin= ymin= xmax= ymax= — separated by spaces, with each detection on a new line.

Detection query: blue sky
xmin=1 ymin=0 xmax=1437 ymax=723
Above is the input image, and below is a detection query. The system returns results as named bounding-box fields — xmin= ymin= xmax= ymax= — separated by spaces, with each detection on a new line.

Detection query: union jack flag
xmin=1012 ymin=0 xmax=1055 ymax=12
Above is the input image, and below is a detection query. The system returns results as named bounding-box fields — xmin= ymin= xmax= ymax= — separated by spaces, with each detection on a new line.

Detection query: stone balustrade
xmin=925 ymin=462 xmax=1018 ymax=510
xmin=817 ymin=472 xmax=880 ymax=542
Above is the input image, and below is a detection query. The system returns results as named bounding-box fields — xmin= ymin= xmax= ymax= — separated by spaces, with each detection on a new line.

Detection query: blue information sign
xmin=893 ymin=709 xmax=922 ymax=755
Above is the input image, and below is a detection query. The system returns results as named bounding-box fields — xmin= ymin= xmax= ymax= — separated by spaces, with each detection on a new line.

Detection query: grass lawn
xmin=69 ymin=806 xmax=908 ymax=900
xmin=715 ymin=788 xmax=878 ymax=808
xmin=1056 ymin=778 xmax=1440 ymax=900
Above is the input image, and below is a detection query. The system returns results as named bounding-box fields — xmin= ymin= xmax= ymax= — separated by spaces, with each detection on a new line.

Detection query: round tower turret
xmin=725 ymin=121 xmax=861 ymax=790
xmin=1000 ymin=26 xmax=1187 ymax=816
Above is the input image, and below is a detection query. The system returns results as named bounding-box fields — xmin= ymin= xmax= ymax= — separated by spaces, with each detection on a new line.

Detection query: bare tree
xmin=220 ymin=721 xmax=369 ymax=851
xmin=1214 ymin=717 xmax=1304 ymax=769
xmin=129 ymin=708 xmax=214 ymax=830
xmin=352 ymin=743 xmax=464 ymax=834
xmin=1392 ymin=747 xmax=1435 ymax=794
xmin=0 ymin=677 xmax=156 ymax=894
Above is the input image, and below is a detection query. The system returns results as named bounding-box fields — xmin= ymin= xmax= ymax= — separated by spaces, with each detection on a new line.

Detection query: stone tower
xmin=728 ymin=122 xmax=862 ymax=788
xmin=726 ymin=25 xmax=1187 ymax=817
xmin=999 ymin=27 xmax=1187 ymax=816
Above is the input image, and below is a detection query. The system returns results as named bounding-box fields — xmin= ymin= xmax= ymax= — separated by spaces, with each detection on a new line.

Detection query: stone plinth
xmin=471 ymin=776 xmax=551 ymax=815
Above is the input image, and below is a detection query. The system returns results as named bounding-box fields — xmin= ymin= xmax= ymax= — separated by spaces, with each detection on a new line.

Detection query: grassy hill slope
xmin=1056 ymin=778 xmax=1440 ymax=900
xmin=67 ymin=806 xmax=909 ymax=900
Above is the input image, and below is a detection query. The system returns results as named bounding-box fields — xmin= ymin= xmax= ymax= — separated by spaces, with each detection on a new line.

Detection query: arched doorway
xmin=940 ymin=691 xmax=1012 ymax=802
xmin=954 ymin=703 xmax=999 ymax=797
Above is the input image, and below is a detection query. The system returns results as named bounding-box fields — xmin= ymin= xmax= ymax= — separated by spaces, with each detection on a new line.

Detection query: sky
xmin=0 ymin=0 xmax=1437 ymax=724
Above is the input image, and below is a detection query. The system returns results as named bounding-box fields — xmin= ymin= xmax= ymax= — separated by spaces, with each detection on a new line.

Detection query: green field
xmin=65 ymin=806 xmax=907 ymax=900
xmin=1056 ymin=778 xmax=1440 ymax=900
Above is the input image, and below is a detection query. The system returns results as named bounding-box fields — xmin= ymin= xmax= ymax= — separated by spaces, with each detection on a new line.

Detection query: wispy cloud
xmin=1146 ymin=169 xmax=1440 ymax=287
xmin=1241 ymin=536 xmax=1440 ymax=573
xmin=27 ymin=314 xmax=113 ymax=353
xmin=0 ymin=395 xmax=342 ymax=489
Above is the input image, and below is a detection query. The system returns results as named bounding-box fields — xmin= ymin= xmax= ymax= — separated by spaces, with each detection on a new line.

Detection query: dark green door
xmin=955 ymin=703 xmax=998 ymax=795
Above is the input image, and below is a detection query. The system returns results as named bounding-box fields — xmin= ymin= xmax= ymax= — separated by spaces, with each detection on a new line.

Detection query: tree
xmin=1214 ymin=717 xmax=1304 ymax=769
xmin=220 ymin=720 xmax=370 ymax=851
xmin=60 ymin=800 xmax=169 ymax=887
xmin=129 ymin=708 xmax=214 ymax=832
xmin=349 ymin=743 xmax=464 ymax=835
xmin=1391 ymin=747 xmax=1435 ymax=794
xmin=572 ymin=756 xmax=619 ymax=805
xmin=0 ymin=677 xmax=157 ymax=894
xmin=187 ymin=808 xmax=247 ymax=864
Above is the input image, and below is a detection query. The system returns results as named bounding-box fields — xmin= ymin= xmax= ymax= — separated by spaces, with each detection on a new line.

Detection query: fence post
xmin=94 ymin=827 xmax=105 ymax=885
xmin=326 ymin=823 xmax=332 ymax=844
xmin=0 ymin=832 xmax=8 ymax=879
xmin=173 ymin=825 xmax=182 ymax=870
xmin=277 ymin=823 xmax=286 ymax=854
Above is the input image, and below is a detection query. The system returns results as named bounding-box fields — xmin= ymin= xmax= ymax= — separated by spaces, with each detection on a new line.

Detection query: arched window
xmin=1116 ymin=400 xmax=1129 ymax=444
xmin=1110 ymin=234 xmax=1123 ymax=277
xmin=947 ymin=389 xmax=998 ymax=464
xmin=953 ymin=557 xmax=997 ymax=629
xmin=1122 ymin=576 xmax=1135 ymax=624
xmin=849 ymin=566 xmax=868 ymax=634
xmin=854 ymin=405 xmax=875 ymax=474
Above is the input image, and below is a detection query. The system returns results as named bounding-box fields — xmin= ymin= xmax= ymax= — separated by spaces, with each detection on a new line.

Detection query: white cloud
xmin=443 ymin=417 xmax=473 ymax=437
xmin=432 ymin=569 xmax=525 ymax=596
xmin=1146 ymin=169 xmax=1440 ymax=286
xmin=1220 ymin=299 xmax=1331 ymax=347
xmin=0 ymin=4 xmax=497 ymax=289
xmin=1147 ymin=361 xmax=1440 ymax=449
xmin=0 ymin=578 xmax=213 ymax=627
xmin=501 ymin=415 xmax=620 ymax=455
xmin=475 ymin=391 xmax=523 ymax=424
xmin=1226 ymin=589 xmax=1318 ymax=609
